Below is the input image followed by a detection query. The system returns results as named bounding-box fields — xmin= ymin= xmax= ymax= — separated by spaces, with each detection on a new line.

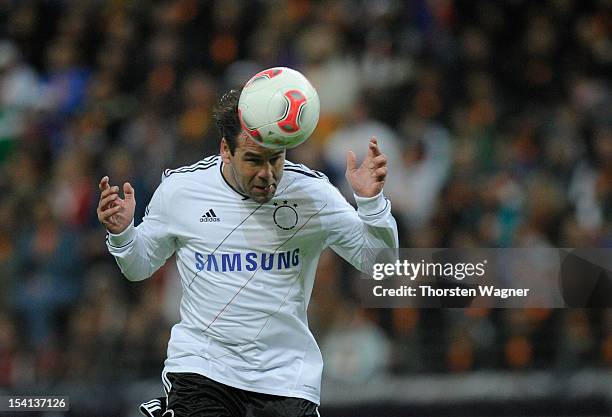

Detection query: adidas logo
xmin=200 ymin=209 xmax=221 ymax=222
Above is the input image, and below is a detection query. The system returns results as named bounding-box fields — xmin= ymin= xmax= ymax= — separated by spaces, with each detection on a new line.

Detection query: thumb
xmin=123 ymin=182 xmax=135 ymax=200
xmin=346 ymin=151 xmax=357 ymax=172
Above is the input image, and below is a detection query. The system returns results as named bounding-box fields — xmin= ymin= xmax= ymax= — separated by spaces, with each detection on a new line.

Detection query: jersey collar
xmin=218 ymin=160 xmax=251 ymax=200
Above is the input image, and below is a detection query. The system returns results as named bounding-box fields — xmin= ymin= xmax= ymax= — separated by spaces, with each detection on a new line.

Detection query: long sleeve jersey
xmin=106 ymin=155 xmax=399 ymax=404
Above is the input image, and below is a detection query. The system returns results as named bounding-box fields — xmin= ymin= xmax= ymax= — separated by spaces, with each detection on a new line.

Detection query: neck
xmin=221 ymin=162 xmax=235 ymax=187
xmin=222 ymin=162 xmax=247 ymax=197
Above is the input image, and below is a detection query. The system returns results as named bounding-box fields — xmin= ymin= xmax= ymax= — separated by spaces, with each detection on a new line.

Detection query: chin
xmin=252 ymin=195 xmax=273 ymax=204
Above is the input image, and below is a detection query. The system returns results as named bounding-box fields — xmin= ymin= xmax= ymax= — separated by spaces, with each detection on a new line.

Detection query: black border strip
xmin=362 ymin=198 xmax=390 ymax=217
xmin=283 ymin=167 xmax=327 ymax=179
xmin=105 ymin=234 xmax=134 ymax=249
xmin=284 ymin=162 xmax=326 ymax=178
xmin=164 ymin=160 xmax=218 ymax=178
xmin=219 ymin=162 xmax=251 ymax=200
xmin=165 ymin=155 xmax=219 ymax=174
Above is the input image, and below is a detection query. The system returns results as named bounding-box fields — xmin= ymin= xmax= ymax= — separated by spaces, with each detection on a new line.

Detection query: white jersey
xmin=106 ymin=155 xmax=398 ymax=404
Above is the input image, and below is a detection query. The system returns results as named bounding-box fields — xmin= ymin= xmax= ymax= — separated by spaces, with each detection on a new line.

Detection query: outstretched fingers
xmin=97 ymin=176 xmax=135 ymax=234
xmin=374 ymin=166 xmax=388 ymax=181
xmin=346 ymin=150 xmax=357 ymax=173
xmin=368 ymin=139 xmax=387 ymax=181
xmin=368 ymin=137 xmax=382 ymax=157
xmin=123 ymin=182 xmax=135 ymax=200
xmin=101 ymin=204 xmax=122 ymax=219
xmin=98 ymin=185 xmax=122 ymax=208
xmin=99 ymin=193 xmax=119 ymax=209
xmin=99 ymin=176 xmax=110 ymax=191
xmin=369 ymin=154 xmax=387 ymax=169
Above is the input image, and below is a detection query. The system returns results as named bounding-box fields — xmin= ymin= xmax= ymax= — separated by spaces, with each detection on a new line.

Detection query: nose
xmin=257 ymin=162 xmax=274 ymax=182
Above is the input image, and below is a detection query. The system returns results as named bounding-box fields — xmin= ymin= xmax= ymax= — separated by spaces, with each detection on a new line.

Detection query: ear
xmin=220 ymin=138 xmax=232 ymax=164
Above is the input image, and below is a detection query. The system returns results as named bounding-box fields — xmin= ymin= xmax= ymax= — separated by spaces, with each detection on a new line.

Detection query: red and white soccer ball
xmin=238 ymin=67 xmax=320 ymax=150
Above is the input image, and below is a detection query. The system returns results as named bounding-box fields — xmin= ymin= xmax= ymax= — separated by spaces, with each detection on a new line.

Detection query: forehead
xmin=236 ymin=133 xmax=285 ymax=158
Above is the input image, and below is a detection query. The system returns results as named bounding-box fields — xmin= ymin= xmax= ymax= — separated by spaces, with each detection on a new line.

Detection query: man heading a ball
xmin=97 ymin=70 xmax=398 ymax=417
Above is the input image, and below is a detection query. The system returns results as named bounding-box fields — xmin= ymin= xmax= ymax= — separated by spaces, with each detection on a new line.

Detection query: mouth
xmin=252 ymin=184 xmax=276 ymax=194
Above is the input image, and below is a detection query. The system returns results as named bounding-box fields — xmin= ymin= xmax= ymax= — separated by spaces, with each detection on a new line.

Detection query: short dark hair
xmin=214 ymin=88 xmax=242 ymax=154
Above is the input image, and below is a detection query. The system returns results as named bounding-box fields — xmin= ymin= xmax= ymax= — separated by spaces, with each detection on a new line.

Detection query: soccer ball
xmin=238 ymin=67 xmax=320 ymax=150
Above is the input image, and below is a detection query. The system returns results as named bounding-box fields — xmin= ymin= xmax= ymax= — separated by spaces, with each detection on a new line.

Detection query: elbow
xmin=113 ymin=256 xmax=154 ymax=281
xmin=123 ymin=273 xmax=150 ymax=282
xmin=121 ymin=269 xmax=151 ymax=282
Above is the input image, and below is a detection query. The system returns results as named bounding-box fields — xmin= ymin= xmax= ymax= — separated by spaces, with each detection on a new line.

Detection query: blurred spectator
xmin=299 ymin=23 xmax=361 ymax=132
xmin=398 ymin=107 xmax=452 ymax=228
xmin=0 ymin=40 xmax=40 ymax=162
xmin=0 ymin=312 xmax=20 ymax=387
xmin=321 ymin=302 xmax=391 ymax=383
xmin=323 ymin=94 xmax=408 ymax=206
xmin=12 ymin=197 xmax=83 ymax=349
xmin=41 ymin=38 xmax=90 ymax=118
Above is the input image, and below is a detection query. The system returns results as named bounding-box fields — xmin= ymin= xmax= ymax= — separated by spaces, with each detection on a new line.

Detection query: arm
xmin=97 ymin=176 xmax=175 ymax=281
xmin=325 ymin=187 xmax=399 ymax=272
xmin=325 ymin=137 xmax=399 ymax=272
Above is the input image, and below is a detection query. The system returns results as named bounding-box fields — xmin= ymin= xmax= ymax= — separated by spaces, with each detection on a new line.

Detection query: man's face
xmin=221 ymin=133 xmax=285 ymax=203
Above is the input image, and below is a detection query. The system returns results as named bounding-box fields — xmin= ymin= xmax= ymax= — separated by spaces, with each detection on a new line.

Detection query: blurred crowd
xmin=0 ymin=0 xmax=611 ymax=391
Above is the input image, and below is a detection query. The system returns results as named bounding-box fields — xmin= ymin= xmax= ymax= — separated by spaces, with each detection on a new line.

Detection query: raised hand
xmin=345 ymin=137 xmax=388 ymax=198
xmin=97 ymin=176 xmax=136 ymax=234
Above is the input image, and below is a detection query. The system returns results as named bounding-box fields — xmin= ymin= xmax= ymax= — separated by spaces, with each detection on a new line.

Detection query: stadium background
xmin=0 ymin=0 xmax=610 ymax=416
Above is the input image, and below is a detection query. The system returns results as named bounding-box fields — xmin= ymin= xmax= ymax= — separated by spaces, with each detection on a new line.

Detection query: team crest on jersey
xmin=273 ymin=200 xmax=299 ymax=230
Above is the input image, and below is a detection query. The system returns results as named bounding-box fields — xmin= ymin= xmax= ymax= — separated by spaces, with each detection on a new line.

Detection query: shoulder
xmin=282 ymin=160 xmax=340 ymax=206
xmin=283 ymin=160 xmax=329 ymax=182
xmin=162 ymin=155 xmax=220 ymax=183
xmin=156 ymin=155 xmax=220 ymax=202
